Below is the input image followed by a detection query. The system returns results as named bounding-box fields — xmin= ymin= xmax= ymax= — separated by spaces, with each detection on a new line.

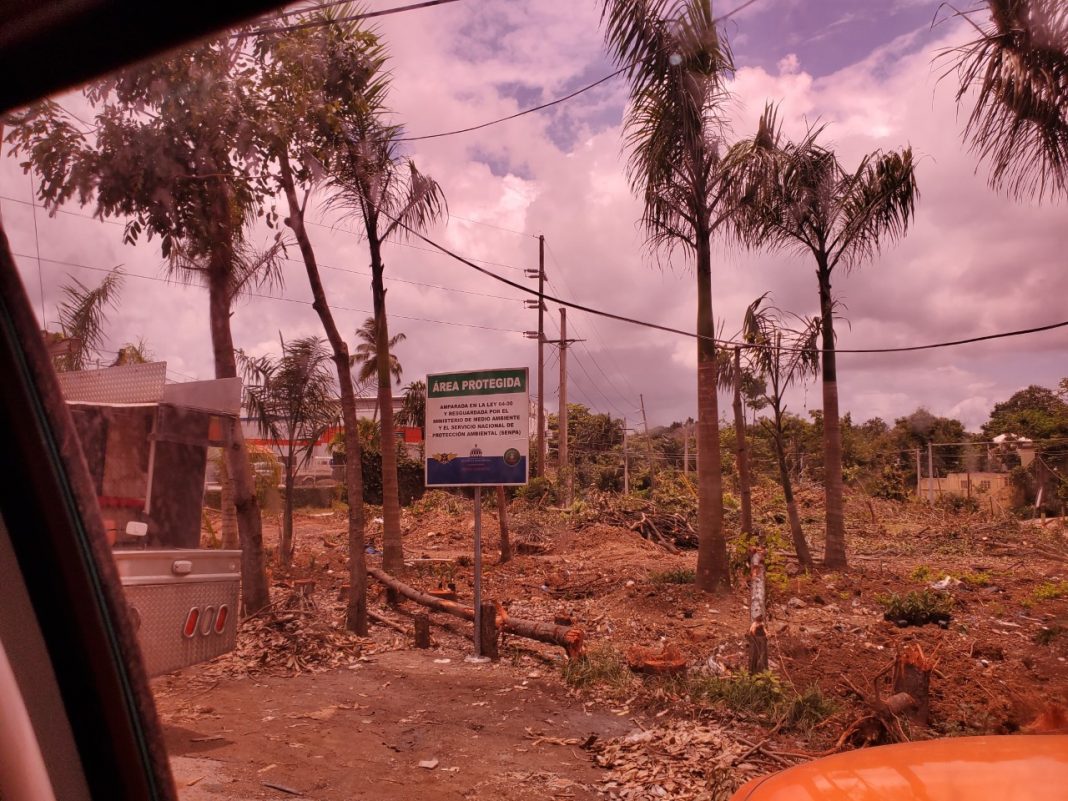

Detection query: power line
xmin=12 ymin=252 xmax=525 ymax=336
xmin=241 ymin=0 xmax=465 ymax=38
xmin=397 ymin=0 xmax=764 ymax=143
xmin=386 ymin=218 xmax=1068 ymax=355
xmin=282 ymin=255 xmax=526 ymax=303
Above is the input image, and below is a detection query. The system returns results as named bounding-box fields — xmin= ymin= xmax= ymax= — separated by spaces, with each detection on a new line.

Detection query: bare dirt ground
xmin=154 ymin=486 xmax=1068 ymax=799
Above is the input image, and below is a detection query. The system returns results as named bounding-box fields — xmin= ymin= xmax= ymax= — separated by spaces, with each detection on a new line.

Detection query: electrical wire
xmin=241 ymin=0 xmax=464 ymax=38
xmin=12 ymin=251 xmax=525 ymax=335
xmin=396 ymin=0 xmax=765 ymax=142
xmin=386 ymin=218 xmax=1068 ymax=355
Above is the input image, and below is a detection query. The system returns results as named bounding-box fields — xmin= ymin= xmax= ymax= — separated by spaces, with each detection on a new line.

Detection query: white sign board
xmin=425 ymin=367 xmax=529 ymax=487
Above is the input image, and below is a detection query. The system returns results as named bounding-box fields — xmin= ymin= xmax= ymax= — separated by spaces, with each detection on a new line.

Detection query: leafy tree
xmin=944 ymin=0 xmax=1068 ymax=201
xmin=600 ymin=0 xmax=735 ymax=592
xmin=398 ymin=379 xmax=426 ymax=429
xmin=982 ymin=384 xmax=1068 ymax=440
xmin=328 ymin=41 xmax=446 ymax=576
xmin=8 ymin=34 xmax=278 ymax=612
xmin=243 ymin=336 xmax=337 ymax=566
xmin=729 ymin=107 xmax=918 ymax=570
xmin=49 ymin=268 xmax=123 ymax=371
xmin=250 ymin=9 xmax=374 ymax=632
xmin=742 ymin=295 xmax=821 ymax=569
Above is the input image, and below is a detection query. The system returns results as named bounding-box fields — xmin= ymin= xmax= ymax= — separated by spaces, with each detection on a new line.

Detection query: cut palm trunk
xmin=747 ymin=546 xmax=768 ymax=673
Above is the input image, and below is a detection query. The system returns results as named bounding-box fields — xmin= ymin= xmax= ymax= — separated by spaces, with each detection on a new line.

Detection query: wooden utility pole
xmin=927 ymin=442 xmax=935 ymax=504
xmin=639 ymin=393 xmax=649 ymax=435
xmin=623 ymin=416 xmax=630 ymax=493
xmin=683 ymin=426 xmax=690 ymax=475
xmin=524 ymin=237 xmax=546 ymax=477
xmin=559 ymin=307 xmax=570 ymax=505
xmin=915 ymin=448 xmax=922 ymax=500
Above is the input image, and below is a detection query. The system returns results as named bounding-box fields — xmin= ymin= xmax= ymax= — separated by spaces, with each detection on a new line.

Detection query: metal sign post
xmin=473 ymin=486 xmax=483 ymax=656
xmin=424 ymin=367 xmax=529 ymax=661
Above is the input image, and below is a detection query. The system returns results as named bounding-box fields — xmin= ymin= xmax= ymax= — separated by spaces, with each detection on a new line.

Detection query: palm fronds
xmin=943 ymin=0 xmax=1068 ymax=200
xmin=55 ymin=268 xmax=124 ymax=371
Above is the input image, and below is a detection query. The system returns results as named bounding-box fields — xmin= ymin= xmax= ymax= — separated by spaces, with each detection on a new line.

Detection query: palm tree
xmin=51 ymin=268 xmax=123 ymax=371
xmin=601 ymin=0 xmax=736 ymax=592
xmin=943 ymin=0 xmax=1068 ymax=201
xmin=729 ymin=107 xmax=918 ymax=569
xmin=352 ymin=316 xmax=406 ymax=387
xmin=242 ymin=336 xmax=336 ymax=566
xmin=742 ymin=295 xmax=821 ymax=570
xmin=330 ymin=54 xmax=446 ymax=575
xmin=398 ymin=379 xmax=426 ymax=429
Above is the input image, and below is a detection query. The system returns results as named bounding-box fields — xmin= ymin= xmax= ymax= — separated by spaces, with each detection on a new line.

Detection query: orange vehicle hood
xmin=730 ymin=736 xmax=1068 ymax=801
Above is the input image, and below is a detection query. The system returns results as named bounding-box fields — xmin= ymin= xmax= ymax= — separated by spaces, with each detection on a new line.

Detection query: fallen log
xmin=368 ymin=609 xmax=408 ymax=635
xmin=367 ymin=566 xmax=585 ymax=659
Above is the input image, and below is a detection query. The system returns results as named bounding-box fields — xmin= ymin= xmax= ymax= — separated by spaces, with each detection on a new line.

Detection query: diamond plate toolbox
xmin=113 ymin=550 xmax=241 ymax=676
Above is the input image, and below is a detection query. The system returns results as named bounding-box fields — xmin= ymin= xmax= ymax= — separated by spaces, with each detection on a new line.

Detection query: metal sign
xmin=425 ymin=367 xmax=530 ymax=487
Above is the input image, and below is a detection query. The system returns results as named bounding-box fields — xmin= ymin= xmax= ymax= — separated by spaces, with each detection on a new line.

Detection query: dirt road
xmin=158 ymin=649 xmax=630 ymax=800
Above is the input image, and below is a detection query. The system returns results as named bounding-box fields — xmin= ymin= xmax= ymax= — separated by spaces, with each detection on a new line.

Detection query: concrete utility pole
xmin=524 ymin=238 xmax=546 ymax=477
xmin=683 ymin=426 xmax=690 ymax=475
xmin=559 ymin=307 xmax=570 ymax=505
xmin=639 ymin=393 xmax=649 ymax=435
xmin=623 ymin=416 xmax=629 ymax=494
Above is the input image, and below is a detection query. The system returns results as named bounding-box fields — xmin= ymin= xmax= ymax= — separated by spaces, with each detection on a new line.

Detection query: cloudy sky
xmin=2 ymin=0 xmax=1066 ymax=431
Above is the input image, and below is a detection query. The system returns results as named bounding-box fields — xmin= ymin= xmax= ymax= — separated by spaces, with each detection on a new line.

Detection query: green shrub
xmin=878 ymin=589 xmax=954 ymax=626
xmin=516 ymin=475 xmax=557 ymax=504
xmin=1031 ymin=580 xmax=1068 ymax=603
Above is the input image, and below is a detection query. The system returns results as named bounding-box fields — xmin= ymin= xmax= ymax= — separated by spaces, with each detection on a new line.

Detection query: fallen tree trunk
xmin=367 ymin=567 xmax=585 ymax=658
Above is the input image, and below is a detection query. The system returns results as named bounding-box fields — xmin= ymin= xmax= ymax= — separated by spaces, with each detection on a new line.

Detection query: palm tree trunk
xmin=208 ymin=268 xmax=270 ymax=614
xmin=772 ymin=416 xmax=813 ymax=569
xmin=817 ymin=263 xmax=847 ymax=569
xmin=278 ymin=152 xmax=366 ymax=634
xmin=368 ymin=236 xmax=404 ymax=574
xmin=733 ymin=347 xmax=753 ymax=538
xmin=694 ymin=238 xmax=729 ymax=593
xmin=219 ymin=451 xmax=239 ymax=550
xmin=281 ymin=443 xmax=295 ymax=566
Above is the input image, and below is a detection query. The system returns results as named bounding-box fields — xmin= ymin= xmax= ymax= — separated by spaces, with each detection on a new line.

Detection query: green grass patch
xmin=879 ymin=589 xmax=954 ymax=627
xmin=1031 ymin=580 xmax=1068 ymax=603
xmin=649 ymin=567 xmax=696 ymax=585
xmin=562 ymin=645 xmax=634 ymax=692
xmin=654 ymin=671 xmax=834 ymax=729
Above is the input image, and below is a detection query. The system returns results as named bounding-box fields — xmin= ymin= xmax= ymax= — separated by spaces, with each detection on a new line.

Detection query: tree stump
xmin=479 ymin=602 xmax=499 ymax=660
xmin=747 ymin=546 xmax=768 ymax=673
xmin=414 ymin=613 xmax=431 ymax=649
xmin=294 ymin=579 xmax=316 ymax=598
xmin=891 ymin=643 xmax=933 ymax=726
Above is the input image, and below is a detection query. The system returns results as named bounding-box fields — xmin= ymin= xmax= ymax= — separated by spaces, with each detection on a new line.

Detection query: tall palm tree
xmin=944 ymin=0 xmax=1068 ymax=201
xmin=742 ymin=295 xmax=821 ymax=569
xmin=51 ymin=268 xmax=123 ymax=372
xmin=242 ymin=336 xmax=336 ymax=566
xmin=729 ymin=107 xmax=918 ymax=569
xmin=352 ymin=316 xmax=406 ymax=386
xmin=601 ymin=0 xmax=735 ymax=592
xmin=330 ymin=56 xmax=446 ymax=575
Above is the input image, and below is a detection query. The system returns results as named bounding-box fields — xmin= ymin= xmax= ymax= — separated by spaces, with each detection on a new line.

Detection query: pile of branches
xmin=210 ymin=588 xmax=371 ymax=677
xmin=586 ymin=491 xmax=698 ymax=551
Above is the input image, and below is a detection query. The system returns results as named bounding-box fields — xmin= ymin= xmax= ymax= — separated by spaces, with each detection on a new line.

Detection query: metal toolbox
xmin=113 ymin=549 xmax=241 ymax=676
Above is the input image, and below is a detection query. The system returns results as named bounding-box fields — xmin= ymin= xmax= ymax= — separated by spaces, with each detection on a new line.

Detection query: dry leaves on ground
xmin=591 ymin=721 xmax=756 ymax=801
